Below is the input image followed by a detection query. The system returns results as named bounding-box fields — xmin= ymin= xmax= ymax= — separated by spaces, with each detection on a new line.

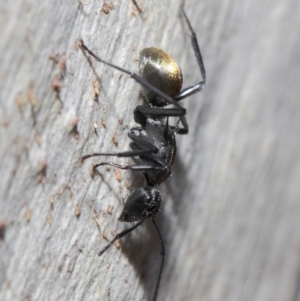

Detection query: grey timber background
xmin=1 ymin=0 xmax=300 ymax=301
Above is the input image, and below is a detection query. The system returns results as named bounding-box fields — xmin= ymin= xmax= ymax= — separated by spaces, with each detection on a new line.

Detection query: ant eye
xmin=80 ymin=2 xmax=206 ymax=300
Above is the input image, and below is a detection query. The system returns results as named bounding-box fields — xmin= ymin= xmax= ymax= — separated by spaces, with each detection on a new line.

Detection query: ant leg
xmin=131 ymin=0 xmax=143 ymax=15
xmin=99 ymin=218 xmax=146 ymax=256
xmin=175 ymin=2 xmax=206 ymax=101
xmin=168 ymin=116 xmax=189 ymax=135
xmin=174 ymin=115 xmax=188 ymax=135
xmin=134 ymin=106 xmax=189 ymax=134
xmin=82 ymin=149 xmax=156 ymax=161
xmin=93 ymin=162 xmax=166 ymax=172
xmin=92 ymin=145 xmax=170 ymax=173
xmin=80 ymin=40 xmax=186 ymax=114
xmin=82 ymin=130 xmax=162 ymax=161
xmin=152 ymin=218 xmax=165 ymax=301
xmin=134 ymin=105 xmax=185 ymax=121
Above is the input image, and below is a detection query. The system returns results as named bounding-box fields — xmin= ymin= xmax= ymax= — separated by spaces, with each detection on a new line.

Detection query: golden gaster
xmin=139 ymin=47 xmax=183 ymax=106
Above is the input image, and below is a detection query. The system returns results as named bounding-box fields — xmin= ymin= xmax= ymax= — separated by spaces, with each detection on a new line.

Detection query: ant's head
xmin=139 ymin=47 xmax=183 ymax=107
xmin=118 ymin=186 xmax=161 ymax=223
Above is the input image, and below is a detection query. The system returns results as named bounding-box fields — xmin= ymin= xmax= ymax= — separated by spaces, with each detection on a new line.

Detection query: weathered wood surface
xmin=1 ymin=0 xmax=300 ymax=301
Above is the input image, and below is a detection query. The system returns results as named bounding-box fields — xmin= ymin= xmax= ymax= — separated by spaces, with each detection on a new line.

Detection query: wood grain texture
xmin=1 ymin=0 xmax=300 ymax=301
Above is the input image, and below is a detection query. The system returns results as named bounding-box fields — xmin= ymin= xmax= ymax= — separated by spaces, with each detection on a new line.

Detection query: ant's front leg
xmin=82 ymin=149 xmax=156 ymax=161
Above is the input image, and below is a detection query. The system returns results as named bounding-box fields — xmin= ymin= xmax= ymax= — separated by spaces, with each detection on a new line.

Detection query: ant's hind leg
xmin=80 ymin=40 xmax=186 ymax=113
xmin=175 ymin=2 xmax=206 ymax=101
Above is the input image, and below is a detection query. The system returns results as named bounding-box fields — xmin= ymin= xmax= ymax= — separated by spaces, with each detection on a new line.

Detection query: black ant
xmin=80 ymin=1 xmax=206 ymax=300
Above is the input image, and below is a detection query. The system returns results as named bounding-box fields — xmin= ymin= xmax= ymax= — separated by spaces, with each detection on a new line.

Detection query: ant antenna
xmin=99 ymin=218 xmax=146 ymax=256
xmin=152 ymin=218 xmax=165 ymax=301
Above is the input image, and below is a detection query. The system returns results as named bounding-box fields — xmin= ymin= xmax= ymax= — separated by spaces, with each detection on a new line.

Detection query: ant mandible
xmin=80 ymin=1 xmax=206 ymax=300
